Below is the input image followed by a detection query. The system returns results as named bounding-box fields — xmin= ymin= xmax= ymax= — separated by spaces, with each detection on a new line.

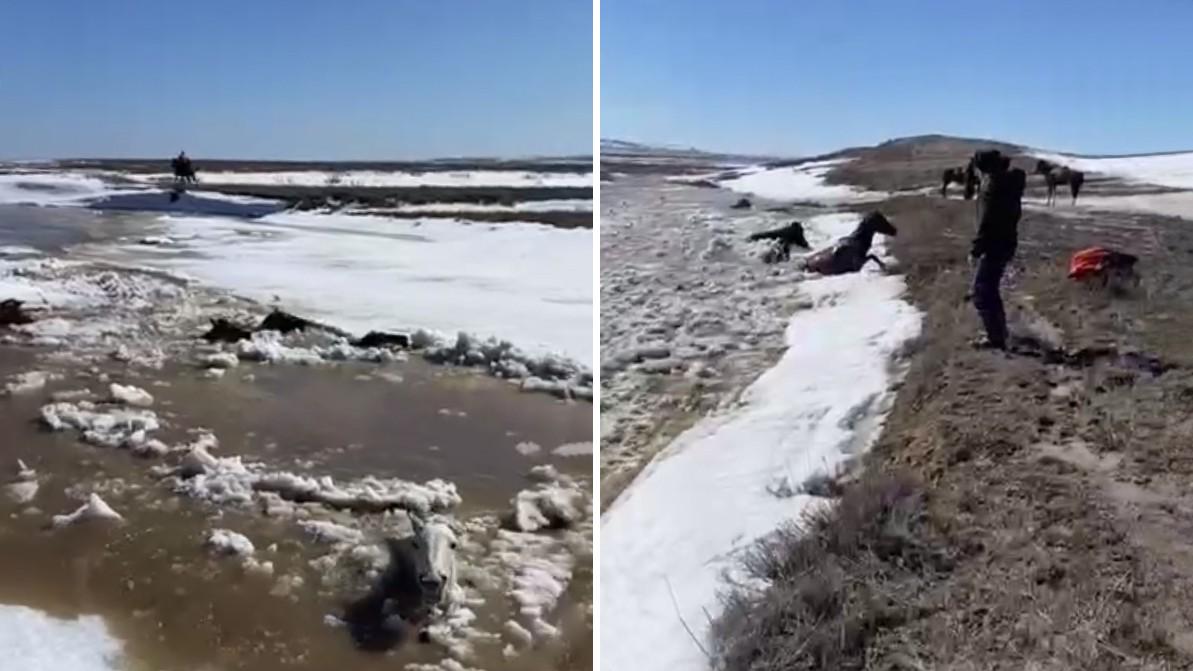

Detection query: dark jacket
xmin=972 ymin=166 xmax=1025 ymax=258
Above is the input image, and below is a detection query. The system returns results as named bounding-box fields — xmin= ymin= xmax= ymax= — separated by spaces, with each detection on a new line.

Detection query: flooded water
xmin=0 ymin=202 xmax=593 ymax=671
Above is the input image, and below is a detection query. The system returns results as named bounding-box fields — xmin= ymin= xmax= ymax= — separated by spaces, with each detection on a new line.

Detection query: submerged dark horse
xmin=747 ymin=220 xmax=811 ymax=263
xmin=804 ymin=211 xmax=897 ymax=275
xmin=941 ymin=159 xmax=979 ymax=199
xmin=1035 ymin=159 xmax=1085 ymax=206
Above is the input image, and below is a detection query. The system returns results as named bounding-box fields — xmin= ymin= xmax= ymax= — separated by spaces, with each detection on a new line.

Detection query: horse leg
xmin=865 ymin=254 xmax=887 ymax=271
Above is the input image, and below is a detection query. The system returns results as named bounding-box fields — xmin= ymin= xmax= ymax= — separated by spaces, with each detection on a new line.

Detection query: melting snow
xmin=1034 ymin=149 xmax=1193 ymax=190
xmin=600 ymin=212 xmax=922 ymax=671
xmin=718 ymin=159 xmax=886 ymax=204
xmin=0 ymin=604 xmax=125 ymax=671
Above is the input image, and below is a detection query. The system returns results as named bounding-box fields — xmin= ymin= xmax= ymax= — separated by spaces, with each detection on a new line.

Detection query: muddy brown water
xmin=0 ymin=343 xmax=592 ymax=670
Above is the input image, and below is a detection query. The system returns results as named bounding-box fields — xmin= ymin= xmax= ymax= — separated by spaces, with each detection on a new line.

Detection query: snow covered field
xmin=0 ymin=605 xmax=124 ymax=671
xmin=372 ymin=199 xmax=593 ymax=214
xmin=1032 ymin=150 xmax=1193 ymax=220
xmin=0 ymin=169 xmax=593 ymax=370
xmin=128 ymin=169 xmax=593 ymax=189
xmin=1034 ymin=150 xmax=1193 ymax=190
xmin=95 ymin=211 xmax=593 ymax=368
xmin=717 ymin=159 xmax=887 ymax=204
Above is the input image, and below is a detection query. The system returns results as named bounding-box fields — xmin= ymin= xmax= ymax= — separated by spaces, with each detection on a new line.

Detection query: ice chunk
xmin=108 ymin=383 xmax=154 ymax=407
xmin=52 ymin=493 xmax=123 ymax=527
xmin=205 ymin=529 xmax=255 ymax=557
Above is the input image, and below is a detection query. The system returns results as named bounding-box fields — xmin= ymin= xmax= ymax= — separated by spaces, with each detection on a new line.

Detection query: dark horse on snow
xmin=1035 ymin=159 xmax=1084 ymax=206
xmin=804 ymin=211 xmax=897 ymax=275
xmin=748 ymin=221 xmax=811 ymax=263
xmin=941 ymin=160 xmax=979 ymax=200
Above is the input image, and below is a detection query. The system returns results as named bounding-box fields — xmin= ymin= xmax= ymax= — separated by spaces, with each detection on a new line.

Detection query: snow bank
xmin=0 ymin=604 xmax=125 ymax=671
xmin=422 ymin=331 xmax=592 ymax=387
xmin=600 ymin=212 xmax=922 ymax=671
xmin=94 ymin=211 xmax=593 ymax=368
xmin=365 ymin=199 xmax=593 ymax=214
xmin=1034 ymin=150 xmax=1193 ymax=189
xmin=718 ymin=159 xmax=885 ymax=204
xmin=128 ymin=169 xmax=593 ymax=189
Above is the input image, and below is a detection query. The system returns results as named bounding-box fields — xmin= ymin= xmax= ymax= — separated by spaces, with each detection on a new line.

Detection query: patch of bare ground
xmin=711 ymin=186 xmax=1193 ymax=669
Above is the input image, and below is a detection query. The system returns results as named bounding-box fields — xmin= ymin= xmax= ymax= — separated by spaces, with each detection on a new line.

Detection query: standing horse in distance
xmin=1035 ymin=159 xmax=1085 ymax=206
xmin=941 ymin=160 xmax=979 ymax=199
xmin=171 ymin=151 xmax=198 ymax=185
xmin=804 ymin=211 xmax=897 ymax=275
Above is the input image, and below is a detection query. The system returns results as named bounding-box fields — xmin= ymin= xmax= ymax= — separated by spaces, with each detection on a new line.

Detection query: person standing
xmin=970 ymin=149 xmax=1025 ymax=350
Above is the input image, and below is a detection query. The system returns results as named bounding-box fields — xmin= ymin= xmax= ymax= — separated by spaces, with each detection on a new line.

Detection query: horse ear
xmin=409 ymin=510 xmax=426 ymax=535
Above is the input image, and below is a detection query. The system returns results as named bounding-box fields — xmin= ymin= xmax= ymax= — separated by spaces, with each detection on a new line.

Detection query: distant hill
xmin=600 ymin=138 xmax=782 ymax=176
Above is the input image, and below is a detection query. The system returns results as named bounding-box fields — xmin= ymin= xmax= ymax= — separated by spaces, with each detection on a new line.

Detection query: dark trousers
xmin=972 ymin=249 xmax=1013 ymax=346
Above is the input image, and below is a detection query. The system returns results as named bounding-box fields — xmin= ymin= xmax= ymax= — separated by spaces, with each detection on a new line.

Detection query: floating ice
xmin=52 ymin=493 xmax=123 ymax=527
xmin=205 ymin=529 xmax=255 ymax=557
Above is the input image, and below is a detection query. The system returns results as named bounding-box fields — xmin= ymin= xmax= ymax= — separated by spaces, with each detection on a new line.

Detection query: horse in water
xmin=804 ymin=211 xmax=897 ymax=275
xmin=941 ymin=161 xmax=979 ymax=199
xmin=343 ymin=514 xmax=460 ymax=651
xmin=1035 ymin=159 xmax=1084 ymax=206
xmin=748 ymin=221 xmax=810 ymax=263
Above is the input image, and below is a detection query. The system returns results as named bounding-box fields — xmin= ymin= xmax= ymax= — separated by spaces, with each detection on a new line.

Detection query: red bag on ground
xmin=1069 ymin=247 xmax=1114 ymax=280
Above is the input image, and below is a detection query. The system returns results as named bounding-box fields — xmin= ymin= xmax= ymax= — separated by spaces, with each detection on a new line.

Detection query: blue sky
xmin=603 ymin=0 xmax=1193 ymax=156
xmin=0 ymin=1 xmax=591 ymax=159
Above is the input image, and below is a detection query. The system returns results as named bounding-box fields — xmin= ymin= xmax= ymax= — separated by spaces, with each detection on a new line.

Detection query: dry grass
xmin=707 ymin=181 xmax=1193 ymax=670
xmin=710 ymin=474 xmax=946 ymax=671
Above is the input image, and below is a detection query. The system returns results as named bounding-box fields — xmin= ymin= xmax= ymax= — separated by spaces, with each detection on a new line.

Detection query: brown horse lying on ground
xmin=804 ymin=211 xmax=897 ymax=275
xmin=1035 ymin=159 xmax=1085 ymax=205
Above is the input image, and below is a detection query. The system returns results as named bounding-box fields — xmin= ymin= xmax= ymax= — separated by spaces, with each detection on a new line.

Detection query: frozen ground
xmin=0 ymin=604 xmax=124 ymax=671
xmin=600 ymin=170 xmax=921 ymax=671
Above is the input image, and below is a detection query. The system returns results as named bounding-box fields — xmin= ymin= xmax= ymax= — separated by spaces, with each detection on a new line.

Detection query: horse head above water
xmin=343 ymin=513 xmax=460 ymax=652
